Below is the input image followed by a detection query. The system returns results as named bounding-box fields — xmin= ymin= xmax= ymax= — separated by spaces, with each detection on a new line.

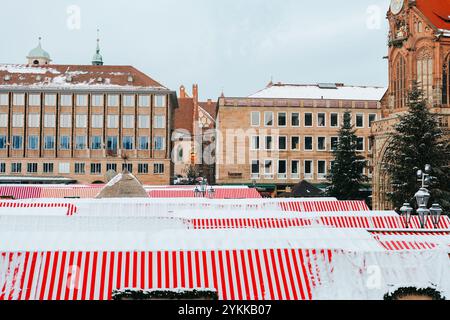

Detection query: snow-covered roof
xmin=249 ymin=83 xmax=387 ymax=101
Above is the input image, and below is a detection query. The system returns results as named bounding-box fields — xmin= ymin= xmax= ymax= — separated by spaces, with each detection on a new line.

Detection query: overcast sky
xmin=0 ymin=0 xmax=390 ymax=100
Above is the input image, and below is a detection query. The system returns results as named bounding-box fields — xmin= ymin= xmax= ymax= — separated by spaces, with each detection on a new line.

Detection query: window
xmin=108 ymin=95 xmax=119 ymax=107
xmin=0 ymin=136 xmax=6 ymax=149
xmin=28 ymin=136 xmax=39 ymax=150
xmin=278 ymin=136 xmax=287 ymax=150
xmin=28 ymin=114 xmax=40 ymax=128
xmin=0 ymin=94 xmax=9 ymax=105
xmin=304 ymin=113 xmax=313 ymax=127
xmin=138 ymin=95 xmax=150 ymax=107
xmin=43 ymin=163 xmax=54 ymax=174
xmin=29 ymin=94 xmax=41 ymax=106
xmin=76 ymin=95 xmax=88 ymax=107
xmin=264 ymin=112 xmax=274 ymax=126
xmin=265 ymin=136 xmax=273 ymax=150
xmin=369 ymin=114 xmax=377 ymax=127
xmin=122 ymin=163 xmax=133 ymax=172
xmin=44 ymin=94 xmax=56 ymax=106
xmin=154 ymin=115 xmax=165 ymax=128
xmin=251 ymin=160 xmax=260 ymax=179
xmin=123 ymin=115 xmax=135 ymax=129
xmin=138 ymin=136 xmax=149 ymax=150
xmin=75 ymin=136 xmax=87 ymax=150
xmin=331 ymin=137 xmax=339 ymax=151
xmin=317 ymin=137 xmax=326 ymax=151
xmin=318 ymin=160 xmax=326 ymax=179
xmin=369 ymin=137 xmax=374 ymax=152
xmin=60 ymin=114 xmax=72 ymax=128
xmin=122 ymin=136 xmax=134 ymax=150
xmin=76 ymin=114 xmax=87 ymax=128
xmin=59 ymin=136 xmax=70 ymax=150
xmin=356 ymin=114 xmax=364 ymax=128
xmin=90 ymin=163 xmax=102 ymax=174
xmin=291 ymin=136 xmax=300 ymax=150
xmin=12 ymin=136 xmax=22 ymax=149
xmin=393 ymin=56 xmax=407 ymax=109
xmin=27 ymin=163 xmax=38 ymax=173
xmin=251 ymin=112 xmax=260 ymax=126
xmin=291 ymin=160 xmax=300 ymax=179
xmin=107 ymin=136 xmax=118 ymax=151
xmin=154 ymin=136 xmax=165 ymax=150
xmin=154 ymin=163 xmax=165 ymax=174
xmin=11 ymin=163 xmax=22 ymax=173
xmin=92 ymin=95 xmax=104 ymax=107
xmin=123 ymin=95 xmax=135 ymax=107
xmin=60 ymin=95 xmax=72 ymax=107
xmin=264 ymin=160 xmax=273 ymax=178
xmin=291 ymin=113 xmax=300 ymax=127
xmin=304 ymin=160 xmax=313 ymax=179
xmin=13 ymin=93 xmax=24 ymax=105
xmin=44 ymin=114 xmax=56 ymax=128
xmin=12 ymin=114 xmax=24 ymax=127
xmin=44 ymin=136 xmax=55 ymax=149
xmin=75 ymin=163 xmax=85 ymax=174
xmin=318 ymin=113 xmax=326 ymax=127
xmin=91 ymin=115 xmax=103 ymax=128
xmin=138 ymin=163 xmax=149 ymax=174
xmin=330 ymin=113 xmax=339 ymax=127
xmin=91 ymin=136 xmax=102 ymax=150
xmin=59 ymin=163 xmax=70 ymax=174
xmin=107 ymin=115 xmax=119 ymax=128
xmin=106 ymin=163 xmax=117 ymax=172
xmin=0 ymin=114 xmax=7 ymax=127
xmin=356 ymin=137 xmax=365 ymax=151
xmin=278 ymin=160 xmax=287 ymax=179
xmin=154 ymin=95 xmax=166 ymax=108
xmin=304 ymin=136 xmax=313 ymax=151
xmin=0 ymin=163 xmax=4 ymax=173
xmin=251 ymin=136 xmax=260 ymax=150
xmin=278 ymin=112 xmax=287 ymax=126
xmin=417 ymin=51 xmax=433 ymax=103
xmin=138 ymin=115 xmax=150 ymax=129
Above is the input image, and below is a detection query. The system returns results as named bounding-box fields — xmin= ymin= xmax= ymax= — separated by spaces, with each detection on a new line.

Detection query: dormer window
xmin=33 ymin=60 xmax=39 ymax=65
xmin=3 ymin=75 xmax=11 ymax=81
xmin=127 ymin=75 xmax=133 ymax=83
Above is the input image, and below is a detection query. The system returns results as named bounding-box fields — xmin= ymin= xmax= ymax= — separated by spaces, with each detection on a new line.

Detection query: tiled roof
xmin=199 ymin=100 xmax=217 ymax=120
xmin=0 ymin=64 xmax=167 ymax=90
xmin=174 ymin=97 xmax=194 ymax=133
xmin=416 ymin=0 xmax=450 ymax=31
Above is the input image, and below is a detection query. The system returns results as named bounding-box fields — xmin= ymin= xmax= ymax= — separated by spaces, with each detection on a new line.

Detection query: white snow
xmin=0 ymin=64 xmax=60 ymax=75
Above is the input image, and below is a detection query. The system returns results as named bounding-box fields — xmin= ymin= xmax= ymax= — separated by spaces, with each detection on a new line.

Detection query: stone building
xmin=0 ymin=38 xmax=177 ymax=185
xmin=372 ymin=0 xmax=450 ymax=209
xmin=215 ymin=82 xmax=385 ymax=195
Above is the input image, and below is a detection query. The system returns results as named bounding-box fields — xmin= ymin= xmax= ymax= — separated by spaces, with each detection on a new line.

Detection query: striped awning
xmin=147 ymin=188 xmax=262 ymax=199
xmin=0 ymin=249 xmax=332 ymax=300
xmin=0 ymin=202 xmax=78 ymax=216
xmin=280 ymin=201 xmax=369 ymax=212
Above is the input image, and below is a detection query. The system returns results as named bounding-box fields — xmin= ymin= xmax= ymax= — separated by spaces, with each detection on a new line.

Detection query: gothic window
xmin=416 ymin=49 xmax=433 ymax=104
xmin=392 ymin=55 xmax=407 ymax=109
xmin=443 ymin=57 xmax=449 ymax=105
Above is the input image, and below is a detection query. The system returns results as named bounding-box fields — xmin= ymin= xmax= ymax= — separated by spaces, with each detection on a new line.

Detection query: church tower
xmin=27 ymin=37 xmax=52 ymax=65
xmin=92 ymin=30 xmax=104 ymax=66
xmin=371 ymin=0 xmax=450 ymax=210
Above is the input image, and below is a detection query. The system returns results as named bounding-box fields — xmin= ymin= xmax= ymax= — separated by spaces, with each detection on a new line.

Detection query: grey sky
xmin=0 ymin=0 xmax=390 ymax=100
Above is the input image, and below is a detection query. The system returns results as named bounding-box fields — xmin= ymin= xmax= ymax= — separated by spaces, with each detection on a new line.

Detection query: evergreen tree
xmin=384 ymin=84 xmax=450 ymax=211
xmin=327 ymin=111 xmax=367 ymax=200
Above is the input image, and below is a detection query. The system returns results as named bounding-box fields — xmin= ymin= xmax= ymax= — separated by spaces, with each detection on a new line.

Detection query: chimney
xmin=193 ymin=84 xmax=199 ymax=103
xmin=179 ymin=85 xmax=186 ymax=98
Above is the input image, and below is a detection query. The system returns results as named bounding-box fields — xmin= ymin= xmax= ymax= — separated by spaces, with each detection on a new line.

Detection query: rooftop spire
xmin=92 ymin=29 xmax=104 ymax=66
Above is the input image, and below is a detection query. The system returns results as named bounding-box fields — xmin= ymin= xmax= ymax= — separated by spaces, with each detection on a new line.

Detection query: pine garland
xmin=384 ymin=287 xmax=445 ymax=300
xmin=112 ymin=289 xmax=219 ymax=300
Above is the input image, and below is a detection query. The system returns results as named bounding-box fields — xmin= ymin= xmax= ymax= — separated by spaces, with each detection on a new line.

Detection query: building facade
xmin=372 ymin=0 xmax=450 ymax=209
xmin=0 ymin=40 xmax=177 ymax=185
xmin=216 ymin=82 xmax=385 ymax=195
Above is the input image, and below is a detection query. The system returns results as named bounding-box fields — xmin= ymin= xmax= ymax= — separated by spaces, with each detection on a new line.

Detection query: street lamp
xmin=430 ymin=204 xmax=443 ymax=228
xmin=416 ymin=204 xmax=430 ymax=229
xmin=399 ymin=203 xmax=413 ymax=228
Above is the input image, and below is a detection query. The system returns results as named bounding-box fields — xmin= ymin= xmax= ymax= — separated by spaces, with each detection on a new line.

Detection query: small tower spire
xmin=92 ymin=29 xmax=104 ymax=66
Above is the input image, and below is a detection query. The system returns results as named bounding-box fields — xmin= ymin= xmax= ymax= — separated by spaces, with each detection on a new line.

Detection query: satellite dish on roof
xmin=105 ymin=169 xmax=117 ymax=182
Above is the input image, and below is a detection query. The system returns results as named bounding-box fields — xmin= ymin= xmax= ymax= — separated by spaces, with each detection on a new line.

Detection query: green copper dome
xmin=27 ymin=38 xmax=51 ymax=60
xmin=92 ymin=37 xmax=104 ymax=66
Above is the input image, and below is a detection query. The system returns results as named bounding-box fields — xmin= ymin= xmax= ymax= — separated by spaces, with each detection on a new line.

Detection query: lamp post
xmin=193 ymin=178 xmax=216 ymax=199
xmin=399 ymin=165 xmax=443 ymax=229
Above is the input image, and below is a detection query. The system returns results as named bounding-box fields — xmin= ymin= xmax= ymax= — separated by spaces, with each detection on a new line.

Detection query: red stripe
xmin=89 ymin=252 xmax=98 ymax=300
xmin=210 ymin=251 xmax=219 ymax=296
xmin=194 ymin=251 xmax=201 ymax=288
xmin=202 ymin=251 xmax=209 ymax=289
xmin=239 ymin=251 xmax=251 ymax=300
xmin=262 ymin=250 xmax=275 ymax=300
xmin=180 ymin=251 xmax=185 ymax=288
xmin=63 ymin=252 xmax=75 ymax=300
xmin=39 ymin=252 xmax=51 ymax=300
xmin=232 ymin=250 xmax=243 ymax=300
xmin=172 ymin=252 xmax=178 ymax=288
xmin=116 ymin=252 xmax=122 ymax=291
xmin=270 ymin=249 xmax=284 ymax=300
xmin=157 ymin=252 xmax=162 ymax=289
xmin=218 ymin=251 xmax=227 ymax=300
xmin=165 ymin=252 xmax=170 ymax=288
xmin=187 ymin=251 xmax=193 ymax=289
xmin=107 ymin=252 xmax=115 ymax=299
xmin=99 ymin=252 xmax=107 ymax=300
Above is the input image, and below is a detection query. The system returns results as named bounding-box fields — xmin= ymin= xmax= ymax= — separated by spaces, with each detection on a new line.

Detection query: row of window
xmin=250 ymin=111 xmax=377 ymax=129
xmin=250 ymin=136 xmax=370 ymax=152
xmin=1 ymin=162 xmax=165 ymax=175
xmin=250 ymin=159 xmax=370 ymax=180
xmin=0 ymin=135 xmax=166 ymax=151
xmin=0 ymin=93 xmax=167 ymax=108
xmin=0 ymin=114 xmax=166 ymax=129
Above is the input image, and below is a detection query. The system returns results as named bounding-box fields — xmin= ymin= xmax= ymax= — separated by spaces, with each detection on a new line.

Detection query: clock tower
xmin=371 ymin=0 xmax=450 ymax=210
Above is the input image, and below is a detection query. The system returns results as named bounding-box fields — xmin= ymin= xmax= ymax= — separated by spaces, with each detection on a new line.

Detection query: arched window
xmin=392 ymin=55 xmax=407 ymax=109
xmin=416 ymin=50 xmax=434 ymax=103
xmin=443 ymin=57 xmax=449 ymax=105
